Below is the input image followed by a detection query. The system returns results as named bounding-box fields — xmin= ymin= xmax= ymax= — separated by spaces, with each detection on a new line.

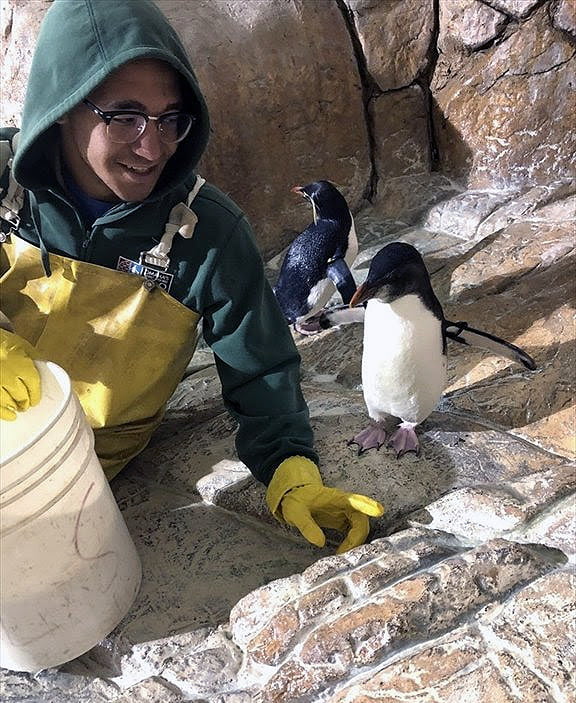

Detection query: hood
xmin=13 ymin=0 xmax=210 ymax=196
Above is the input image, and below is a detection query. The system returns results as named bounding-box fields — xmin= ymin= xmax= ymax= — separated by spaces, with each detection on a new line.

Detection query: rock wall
xmin=433 ymin=0 xmax=576 ymax=189
xmin=1 ymin=0 xmax=574 ymax=256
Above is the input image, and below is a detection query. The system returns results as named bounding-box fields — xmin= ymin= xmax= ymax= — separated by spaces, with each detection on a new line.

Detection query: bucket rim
xmin=0 ymin=361 xmax=73 ymax=464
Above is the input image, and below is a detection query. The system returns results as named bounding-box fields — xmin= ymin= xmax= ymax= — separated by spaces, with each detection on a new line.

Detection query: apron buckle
xmin=0 ymin=205 xmax=20 ymax=235
xmin=139 ymin=250 xmax=169 ymax=270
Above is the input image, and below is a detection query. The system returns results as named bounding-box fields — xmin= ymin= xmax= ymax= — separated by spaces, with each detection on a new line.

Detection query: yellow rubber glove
xmin=266 ymin=456 xmax=384 ymax=554
xmin=0 ymin=329 xmax=41 ymax=420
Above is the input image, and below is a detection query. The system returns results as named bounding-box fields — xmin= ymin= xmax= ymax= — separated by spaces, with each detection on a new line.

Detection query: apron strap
xmin=1 ymin=133 xmax=52 ymax=276
xmin=0 ymin=133 xmax=24 ymax=235
xmin=140 ymin=174 xmax=206 ymax=270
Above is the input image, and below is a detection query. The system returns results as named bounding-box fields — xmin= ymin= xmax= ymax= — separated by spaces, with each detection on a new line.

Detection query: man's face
xmin=60 ymin=59 xmax=183 ymax=202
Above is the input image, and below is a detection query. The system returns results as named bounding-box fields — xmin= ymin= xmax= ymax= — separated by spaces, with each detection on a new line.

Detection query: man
xmin=0 ymin=0 xmax=383 ymax=553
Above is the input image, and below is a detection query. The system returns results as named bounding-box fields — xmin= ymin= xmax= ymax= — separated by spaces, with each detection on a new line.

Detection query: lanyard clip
xmin=139 ymin=250 xmax=169 ymax=270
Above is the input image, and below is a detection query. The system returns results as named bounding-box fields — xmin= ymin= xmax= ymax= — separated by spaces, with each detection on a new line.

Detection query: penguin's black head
xmin=291 ymin=180 xmax=349 ymax=220
xmin=350 ymin=242 xmax=435 ymax=307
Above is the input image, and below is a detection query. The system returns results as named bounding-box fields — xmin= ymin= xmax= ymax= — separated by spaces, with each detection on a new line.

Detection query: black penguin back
xmin=274 ymin=181 xmax=354 ymax=322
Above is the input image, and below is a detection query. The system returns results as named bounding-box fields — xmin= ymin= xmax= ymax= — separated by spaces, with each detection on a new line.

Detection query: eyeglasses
xmin=83 ymin=99 xmax=195 ymax=144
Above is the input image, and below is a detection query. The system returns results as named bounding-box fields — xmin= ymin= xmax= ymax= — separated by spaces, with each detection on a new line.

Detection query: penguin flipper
xmin=326 ymin=258 xmax=356 ymax=305
xmin=444 ymin=320 xmax=537 ymax=371
xmin=317 ymin=304 xmax=366 ymax=329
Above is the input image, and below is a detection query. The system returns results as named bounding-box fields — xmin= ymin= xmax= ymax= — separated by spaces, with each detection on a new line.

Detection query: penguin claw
xmin=387 ymin=425 xmax=420 ymax=459
xmin=347 ymin=424 xmax=387 ymax=454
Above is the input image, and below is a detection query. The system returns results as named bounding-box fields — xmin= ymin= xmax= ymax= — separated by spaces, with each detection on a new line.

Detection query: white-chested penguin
xmin=346 ymin=242 xmax=536 ymax=457
xmin=274 ymin=180 xmax=358 ymax=334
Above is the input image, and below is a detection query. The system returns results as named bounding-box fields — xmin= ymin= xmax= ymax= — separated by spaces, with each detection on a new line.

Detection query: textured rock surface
xmin=256 ymin=539 xmax=565 ymax=702
xmin=432 ymin=4 xmax=576 ymax=189
xmin=552 ymin=0 xmax=576 ymax=38
xmin=0 ymin=0 xmax=48 ymax=127
xmin=4 ymin=1 xmax=573 ymax=255
xmin=162 ymin=0 xmax=371 ymax=257
xmin=483 ymin=0 xmax=543 ymax=19
xmin=344 ymin=0 xmax=435 ymax=91
xmin=371 ymin=85 xmax=431 ymax=179
xmin=3 ymin=184 xmax=573 ymax=702
xmin=438 ymin=0 xmax=508 ymax=52
xmin=329 ymin=569 xmax=575 ymax=702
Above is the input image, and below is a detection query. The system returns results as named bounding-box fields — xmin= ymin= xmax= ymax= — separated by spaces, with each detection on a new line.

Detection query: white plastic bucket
xmin=0 ymin=361 xmax=142 ymax=672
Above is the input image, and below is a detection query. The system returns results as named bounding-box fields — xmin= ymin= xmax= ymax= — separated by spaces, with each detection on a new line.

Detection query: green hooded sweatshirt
xmin=1 ymin=0 xmax=318 ymax=484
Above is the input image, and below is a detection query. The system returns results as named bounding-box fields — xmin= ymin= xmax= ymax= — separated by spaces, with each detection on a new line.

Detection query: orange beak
xmin=349 ymin=282 xmax=373 ymax=307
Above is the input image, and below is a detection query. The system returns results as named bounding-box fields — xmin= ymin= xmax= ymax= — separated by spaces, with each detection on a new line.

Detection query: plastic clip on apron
xmin=0 ymin=176 xmax=205 ymax=480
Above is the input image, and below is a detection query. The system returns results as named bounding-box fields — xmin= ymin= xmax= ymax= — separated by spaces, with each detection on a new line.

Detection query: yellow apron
xmin=0 ymin=192 xmax=203 ymax=480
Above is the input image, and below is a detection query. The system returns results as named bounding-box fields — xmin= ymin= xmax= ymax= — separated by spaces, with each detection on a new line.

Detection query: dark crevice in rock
xmin=2 ymin=7 xmax=13 ymax=40
xmin=478 ymin=0 xmax=550 ymax=21
xmin=549 ymin=0 xmax=576 ymax=43
xmin=491 ymin=16 xmax=534 ymax=49
xmin=416 ymin=0 xmax=441 ymax=171
xmin=550 ymin=24 xmax=576 ymax=46
xmin=335 ymin=0 xmax=380 ymax=203
xmin=468 ymin=17 xmax=513 ymax=52
xmin=479 ymin=50 xmax=576 ymax=94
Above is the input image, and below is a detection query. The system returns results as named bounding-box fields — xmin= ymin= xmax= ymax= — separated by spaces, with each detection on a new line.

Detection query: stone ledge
xmin=239 ymin=538 xmax=565 ymax=701
xmin=409 ymin=465 xmax=576 ymax=558
xmin=329 ymin=566 xmax=575 ymax=702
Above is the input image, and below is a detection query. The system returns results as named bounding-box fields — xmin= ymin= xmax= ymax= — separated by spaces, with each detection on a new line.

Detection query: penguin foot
xmin=387 ymin=423 xmax=420 ymax=458
xmin=295 ymin=315 xmax=324 ymax=335
xmin=348 ymin=424 xmax=387 ymax=455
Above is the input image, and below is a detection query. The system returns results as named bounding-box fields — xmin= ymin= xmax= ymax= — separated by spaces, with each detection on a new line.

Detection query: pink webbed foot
xmin=294 ymin=315 xmax=323 ymax=335
xmin=348 ymin=423 xmax=387 ymax=455
xmin=387 ymin=422 xmax=420 ymax=458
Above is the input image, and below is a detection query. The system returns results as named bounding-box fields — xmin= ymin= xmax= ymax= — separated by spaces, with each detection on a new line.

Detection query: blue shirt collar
xmin=62 ymin=167 xmax=116 ymax=224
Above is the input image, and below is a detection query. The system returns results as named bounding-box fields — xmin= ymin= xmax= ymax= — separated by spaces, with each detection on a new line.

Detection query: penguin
xmin=343 ymin=242 xmax=536 ymax=457
xmin=274 ymin=180 xmax=358 ymax=335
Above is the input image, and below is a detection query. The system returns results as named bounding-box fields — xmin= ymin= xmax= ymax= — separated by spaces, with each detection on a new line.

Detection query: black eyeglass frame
xmin=82 ymin=99 xmax=195 ymax=144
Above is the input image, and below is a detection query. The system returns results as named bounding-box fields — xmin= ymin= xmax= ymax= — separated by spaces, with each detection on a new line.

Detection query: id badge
xmin=117 ymin=256 xmax=174 ymax=293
